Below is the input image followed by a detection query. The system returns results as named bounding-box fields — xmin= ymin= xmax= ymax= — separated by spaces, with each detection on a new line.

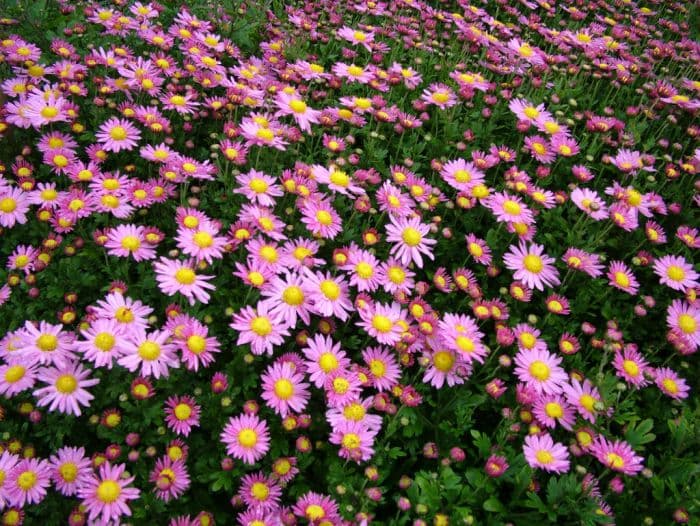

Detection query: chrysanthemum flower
xmin=440 ymin=159 xmax=485 ymax=193
xmin=504 ymin=242 xmax=560 ymax=291
xmin=302 ymin=334 xmax=350 ymax=388
xmin=612 ymin=346 xmax=650 ymax=387
xmin=514 ymin=348 xmax=568 ymax=395
xmin=570 ymin=188 xmax=608 ymax=220
xmin=356 ymin=302 xmax=405 ymax=345
xmin=261 ymin=361 xmax=311 ymax=418
xmin=0 ymin=361 xmax=38 ymax=398
xmin=562 ymin=378 xmax=601 ymax=423
xmin=175 ymin=222 xmax=227 ymax=264
xmin=118 ymin=329 xmax=180 ymax=379
xmin=607 ymin=260 xmax=639 ymax=295
xmin=423 ymin=348 xmax=468 ymax=388
xmin=653 ymin=367 xmax=690 ymax=400
xmin=486 ymin=191 xmax=535 ymax=225
xmin=154 ymin=257 xmax=216 ymax=306
xmin=259 ymin=272 xmax=314 ymax=329
xmin=49 ymin=446 xmax=92 ymax=497
xmin=523 ymin=433 xmax=570 ymax=473
xmin=230 ymin=303 xmax=290 ymax=356
xmin=74 ymin=318 xmax=127 ymax=369
xmin=293 ymin=492 xmax=341 ymax=524
xmin=275 ymin=92 xmax=321 ymax=133
xmin=329 ymin=421 xmax=379 ymax=463
xmin=591 ymin=436 xmax=644 ymax=475
xmin=652 ymin=255 xmax=699 ymax=292
xmin=17 ymin=320 xmax=75 ymax=368
xmin=421 ymin=83 xmax=458 ymax=109
xmin=96 ymin=117 xmax=141 ymax=152
xmin=5 ymin=458 xmax=51 ymax=506
xmin=562 ymin=248 xmax=604 ymax=277
xmin=234 ymin=169 xmax=283 ymax=207
xmin=666 ymin=299 xmax=699 ymax=347
xmin=0 ymin=187 xmax=30 ymax=228
xmin=303 ymin=269 xmax=354 ymax=321
xmin=385 ymin=216 xmax=436 ymax=268
xmin=220 ymin=413 xmax=270 ymax=465
xmin=533 ymin=394 xmax=575 ymax=430
xmin=362 ymin=346 xmax=401 ymax=391
xmin=93 ymin=292 xmax=153 ymax=331
xmin=300 ymin=197 xmax=343 ymax=239
xmin=465 ymin=233 xmax=492 ymax=265
xmin=105 ymin=224 xmax=157 ymax=261
xmin=150 ymin=456 xmax=190 ymax=502
xmin=164 ymin=395 xmax=201 ymax=437
xmin=238 ymin=471 xmax=282 ymax=511
xmin=77 ymin=462 xmax=140 ymax=524
xmin=34 ymin=361 xmax=99 ymax=416
xmin=438 ymin=313 xmax=487 ymax=364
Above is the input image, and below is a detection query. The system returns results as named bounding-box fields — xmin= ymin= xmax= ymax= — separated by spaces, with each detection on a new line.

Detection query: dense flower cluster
xmin=0 ymin=0 xmax=698 ymax=524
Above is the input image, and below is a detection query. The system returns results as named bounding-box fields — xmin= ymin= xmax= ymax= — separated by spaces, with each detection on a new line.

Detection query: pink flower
xmin=0 ymin=187 xmax=30 ymax=228
xmin=153 ymin=258 xmax=216 ymax=306
xmin=523 ymin=433 xmax=570 ymax=473
xmin=652 ymin=255 xmax=699 ymax=292
xmin=164 ymin=395 xmax=201 ymax=436
xmin=230 ymin=303 xmax=290 ymax=356
xmin=96 ymin=117 xmax=141 ymax=152
xmin=362 ymin=346 xmax=401 ymax=392
xmin=514 ymin=348 xmax=568 ymax=395
xmin=49 ymin=446 xmax=92 ymax=497
xmin=261 ymin=361 xmax=311 ymax=418
xmin=504 ymin=242 xmax=560 ymax=291
xmin=105 ymin=224 xmax=157 ymax=261
xmin=77 ymin=462 xmax=140 ymax=524
xmin=34 ymin=361 xmax=99 ymax=416
xmin=653 ymin=367 xmax=690 ymax=400
xmin=234 ymin=169 xmax=283 ymax=207
xmin=5 ymin=458 xmax=51 ymax=506
xmin=329 ymin=421 xmax=379 ymax=463
xmin=220 ymin=413 xmax=271 ymax=465
xmin=356 ymin=302 xmax=405 ymax=345
xmin=117 ymin=329 xmax=180 ymax=379
xmin=150 ymin=456 xmax=190 ymax=502
xmin=302 ymin=334 xmax=350 ymax=388
xmin=607 ymin=260 xmax=639 ymax=295
xmin=591 ymin=436 xmax=644 ymax=475
xmin=385 ymin=216 xmax=436 ymax=268
xmin=275 ymin=92 xmax=321 ymax=133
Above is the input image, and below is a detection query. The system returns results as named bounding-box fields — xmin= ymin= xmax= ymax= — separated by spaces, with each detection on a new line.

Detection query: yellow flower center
xmin=96 ymin=480 xmax=121 ymax=503
xmin=344 ymin=403 xmax=366 ymax=421
xmin=353 ymin=31 xmax=367 ymax=41
xmin=388 ymin=267 xmax=405 ymax=284
xmin=259 ymin=246 xmax=278 ymax=263
xmin=5 ymin=365 xmax=25 ymax=383
xmin=545 ymin=402 xmax=563 ymax=418
xmin=329 ymin=170 xmax=349 ymax=187
xmin=371 ymin=315 xmax=393 ymax=333
xmin=342 ymin=432 xmax=361 ymax=450
xmin=59 ymin=462 xmax=78 ymax=482
xmin=120 ymin=235 xmax=141 ymax=251
xmin=678 ymin=314 xmax=696 ymax=334
xmin=662 ymin=378 xmax=679 ymax=394
xmin=347 ymin=65 xmax=363 ymax=77
xmin=256 ymin=128 xmax=274 ymax=142
xmin=306 ymin=505 xmax=326 ymax=521
xmin=250 ymin=316 xmax=272 ymax=336
xmin=332 ymin=377 xmax=350 ymax=394
xmin=282 ymin=285 xmax=304 ymax=306
xmin=370 ymin=359 xmax=386 ymax=377
xmin=433 ymin=351 xmax=455 ymax=372
xmin=249 ymin=178 xmax=268 ymax=193
xmin=115 ymin=307 xmax=134 ymax=323
xmin=138 ymin=341 xmax=161 ymax=361
xmin=355 ymin=262 xmax=374 ymax=279
xmin=529 ymin=360 xmax=550 ymax=381
xmin=523 ymin=254 xmax=543 ymax=273
xmin=170 ymin=95 xmax=186 ymax=106
xmin=535 ymin=450 xmax=553 ymax=464
xmin=0 ymin=197 xmax=20 ymax=216
xmin=320 ymin=280 xmax=340 ymax=300
xmin=41 ymin=106 xmax=59 ymax=119
xmin=432 ymin=92 xmax=450 ymax=104
xmin=606 ymin=453 xmax=625 ymax=469
xmin=455 ymin=335 xmax=475 ymax=353
xmin=289 ymin=99 xmax=307 ymax=113
xmin=402 ymin=227 xmax=422 ymax=247
xmin=109 ymin=126 xmax=127 ymax=141
xmin=274 ymin=379 xmax=294 ymax=400
xmin=622 ymin=359 xmax=639 ymax=377
xmin=319 ymin=352 xmax=338 ymax=372
xmin=93 ymin=332 xmax=115 ymax=352
xmin=580 ymin=394 xmax=596 ymax=412
xmin=17 ymin=471 xmax=37 ymax=490
xmin=667 ymin=265 xmax=685 ymax=282
xmin=174 ymin=403 xmax=192 ymax=420
xmin=238 ymin=429 xmax=257 ymax=448
xmin=503 ymin=200 xmax=521 ymax=216
xmin=316 ymin=210 xmax=333 ymax=225
xmin=614 ymin=272 xmax=630 ymax=288
xmin=37 ymin=333 xmax=58 ymax=352
xmin=175 ymin=268 xmax=196 ymax=285
xmin=524 ymin=106 xmax=539 ymax=119
xmin=56 ymin=374 xmax=78 ymax=394
xmin=248 ymin=272 xmax=264 ymax=287
xmin=187 ymin=335 xmax=206 ymax=355
xmin=251 ymin=482 xmax=269 ymax=501
xmin=193 ymin=231 xmax=213 ymax=248
xmin=14 ymin=255 xmax=30 ymax=268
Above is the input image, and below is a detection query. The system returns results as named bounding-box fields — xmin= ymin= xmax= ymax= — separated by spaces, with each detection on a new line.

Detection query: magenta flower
xmin=34 ymin=361 xmax=99 ymax=416
xmin=96 ymin=117 xmax=142 ymax=152
xmin=591 ymin=436 xmax=644 ymax=475
xmin=153 ymin=257 xmax=216 ymax=306
xmin=523 ymin=433 xmax=570 ymax=473
xmin=261 ymin=361 xmax=311 ymax=418
xmin=220 ymin=413 xmax=270 ymax=465
xmin=652 ymin=254 xmax=699 ymax=292
xmin=78 ymin=462 xmax=140 ymax=524
xmin=504 ymin=242 xmax=560 ymax=291
xmin=385 ymin=215 xmax=436 ymax=268
xmin=164 ymin=395 xmax=201 ymax=437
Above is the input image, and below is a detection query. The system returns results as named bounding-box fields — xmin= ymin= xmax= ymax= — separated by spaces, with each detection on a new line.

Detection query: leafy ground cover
xmin=0 ymin=0 xmax=699 ymax=524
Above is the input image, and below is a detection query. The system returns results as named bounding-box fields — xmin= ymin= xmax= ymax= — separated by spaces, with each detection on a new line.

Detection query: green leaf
xmin=483 ymin=497 xmax=505 ymax=513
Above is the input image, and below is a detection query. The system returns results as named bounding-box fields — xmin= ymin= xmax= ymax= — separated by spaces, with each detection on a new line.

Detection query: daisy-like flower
xmin=275 ymin=92 xmax=321 ymax=133
xmin=302 ymin=334 xmax=351 ymax=388
xmin=238 ymin=472 xmax=282 ymax=511
xmin=304 ymin=269 xmax=354 ymax=321
xmin=570 ymin=188 xmax=608 ymax=220
xmin=0 ymin=451 xmax=20 ymax=506
xmin=73 ymin=318 xmax=127 ymax=369
xmin=105 ymin=224 xmax=157 ymax=261
xmin=465 ymin=233 xmax=492 ymax=265
xmin=17 ymin=320 xmax=75 ymax=368
xmin=118 ymin=329 xmax=180 ymax=379
xmin=677 ymin=225 xmax=700 ymax=249
xmin=508 ymin=98 xmax=547 ymax=123
xmin=485 ymin=455 xmax=509 ymax=478
xmin=78 ymin=462 xmax=140 ymax=525
xmin=486 ymin=191 xmax=535 ymax=225
xmin=385 ymin=215 xmax=436 ymax=268
xmin=300 ymin=197 xmax=343 ymax=239
xmin=234 ymin=169 xmax=283 ymax=207
xmin=591 ymin=436 xmax=644 ymax=475
xmin=653 ymin=367 xmax=690 ymax=400
xmin=504 ymin=242 xmax=560 ymax=291
xmin=96 ymin=117 xmax=141 ymax=152
xmin=93 ymin=292 xmax=153 ymax=331
xmin=607 ymin=260 xmax=639 ymax=295
xmin=24 ymin=90 xmax=70 ymax=128
xmin=261 ymin=361 xmax=311 ymax=417
xmin=612 ymin=346 xmax=650 ymax=387
xmin=342 ymin=246 xmax=382 ymax=293
xmin=150 ymin=456 xmax=190 ymax=502
xmin=49 ymin=446 xmax=92 ymax=497
xmin=5 ymin=458 xmax=51 ymax=506
xmin=652 ymin=255 xmax=699 ymax=293
xmin=230 ymin=303 xmax=290 ymax=356
xmin=175 ymin=222 xmax=227 ymax=264
xmin=311 ymin=165 xmax=364 ymax=196
xmin=666 ymin=299 xmax=699 ymax=347
xmin=562 ymin=378 xmax=601 ymax=423
xmin=438 ymin=313 xmax=487 ymax=364
xmin=379 ymin=258 xmax=415 ymax=294
xmin=524 ymin=135 xmax=555 ymax=164
xmin=337 ymin=26 xmax=375 ymax=50
xmin=220 ymin=413 xmax=271 ymax=465
xmin=440 ymin=159 xmax=485 ymax=193
xmin=329 ymin=421 xmax=379 ymax=463
xmin=325 ymin=369 xmax=363 ymax=408
xmin=421 ymin=83 xmax=458 ymax=109
xmin=0 ymin=187 xmax=30 ymax=228
xmin=34 ymin=361 xmax=99 ymax=416
xmin=356 ymin=302 xmax=405 ymax=346
xmin=362 ymin=346 xmax=401 ymax=392
xmin=260 ymin=272 xmax=313 ymax=329
xmin=523 ymin=433 xmax=570 ymax=474
xmin=164 ymin=395 xmax=201 ymax=436
xmin=545 ymin=294 xmax=570 ymax=315
xmin=562 ymin=248 xmax=604 ymax=277
xmin=514 ymin=348 xmax=568 ymax=395
xmin=153 ymin=257 xmax=216 ymax=306
xmin=0 ymin=361 xmax=38 ymax=397
xmin=533 ymin=394 xmax=575 ymax=430
xmin=423 ymin=348 xmax=468 ymax=389
xmin=293 ymin=492 xmax=341 ymax=524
